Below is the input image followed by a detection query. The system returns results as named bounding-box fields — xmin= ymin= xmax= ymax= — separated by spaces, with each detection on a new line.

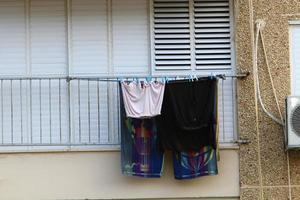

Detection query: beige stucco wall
xmin=235 ymin=0 xmax=300 ymax=199
xmin=0 ymin=149 xmax=239 ymax=200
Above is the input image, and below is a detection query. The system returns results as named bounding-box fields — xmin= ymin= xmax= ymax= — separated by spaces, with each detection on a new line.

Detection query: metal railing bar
xmin=66 ymin=73 xmax=249 ymax=81
xmin=20 ymin=80 xmax=23 ymax=144
xmin=49 ymin=79 xmax=52 ymax=144
xmin=0 ymin=143 xmax=121 ymax=147
xmin=0 ymin=76 xmax=68 ymax=80
xmin=232 ymin=77 xmax=236 ymax=141
xmin=222 ymin=79 xmax=225 ymax=142
xmin=97 ymin=81 xmax=101 ymax=144
xmin=10 ymin=80 xmax=13 ymax=144
xmin=78 ymin=80 xmax=81 ymax=143
xmin=0 ymin=72 xmax=249 ymax=81
xmin=59 ymin=79 xmax=62 ymax=143
xmin=117 ymin=84 xmax=121 ymax=143
xmin=107 ymin=83 xmax=110 ymax=143
xmin=1 ymin=80 xmax=3 ymax=144
xmin=39 ymin=79 xmax=42 ymax=143
xmin=88 ymin=80 xmax=91 ymax=143
xmin=30 ymin=80 xmax=33 ymax=144
xmin=0 ymin=75 xmax=243 ymax=147
xmin=67 ymin=78 xmax=72 ymax=145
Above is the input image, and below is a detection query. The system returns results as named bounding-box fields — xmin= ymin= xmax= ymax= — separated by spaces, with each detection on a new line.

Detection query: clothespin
xmin=146 ymin=76 xmax=151 ymax=83
xmin=194 ymin=75 xmax=198 ymax=81
xmin=217 ymin=74 xmax=226 ymax=80
xmin=164 ymin=76 xmax=169 ymax=84
xmin=189 ymin=75 xmax=193 ymax=82
xmin=119 ymin=77 xmax=124 ymax=83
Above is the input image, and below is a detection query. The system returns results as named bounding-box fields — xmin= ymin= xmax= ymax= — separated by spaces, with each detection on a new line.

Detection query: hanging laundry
xmin=121 ymin=81 xmax=165 ymax=118
xmin=120 ymin=87 xmax=218 ymax=179
xmin=120 ymin=93 xmax=164 ymax=178
xmin=173 ymin=147 xmax=218 ymax=180
xmin=121 ymin=116 xmax=164 ymax=178
xmin=156 ymin=77 xmax=218 ymax=152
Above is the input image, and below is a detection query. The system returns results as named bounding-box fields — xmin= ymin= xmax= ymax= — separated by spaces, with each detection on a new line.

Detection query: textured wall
xmin=235 ymin=0 xmax=300 ymax=199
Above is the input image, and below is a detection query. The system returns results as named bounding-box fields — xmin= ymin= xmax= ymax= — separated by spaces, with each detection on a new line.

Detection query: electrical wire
xmin=253 ymin=20 xmax=284 ymax=126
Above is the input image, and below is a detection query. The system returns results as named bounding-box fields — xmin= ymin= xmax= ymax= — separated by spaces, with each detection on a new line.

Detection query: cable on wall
xmin=253 ymin=19 xmax=284 ymax=126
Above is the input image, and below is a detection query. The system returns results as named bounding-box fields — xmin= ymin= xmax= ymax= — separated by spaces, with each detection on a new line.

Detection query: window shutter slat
xmin=194 ymin=0 xmax=232 ymax=69
xmin=153 ymin=0 xmax=191 ymax=70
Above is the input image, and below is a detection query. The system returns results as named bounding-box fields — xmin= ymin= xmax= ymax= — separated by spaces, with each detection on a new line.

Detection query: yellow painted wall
xmin=0 ymin=149 xmax=239 ymax=200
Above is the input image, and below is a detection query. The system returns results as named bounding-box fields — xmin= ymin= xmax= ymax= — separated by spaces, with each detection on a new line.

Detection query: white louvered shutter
xmin=152 ymin=0 xmax=236 ymax=143
xmin=153 ymin=0 xmax=191 ymax=70
xmin=194 ymin=0 xmax=231 ymax=69
xmin=291 ymin=24 xmax=300 ymax=95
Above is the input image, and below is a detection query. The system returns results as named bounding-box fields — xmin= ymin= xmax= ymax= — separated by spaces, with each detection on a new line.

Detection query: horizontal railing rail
xmin=0 ymin=75 xmax=237 ymax=148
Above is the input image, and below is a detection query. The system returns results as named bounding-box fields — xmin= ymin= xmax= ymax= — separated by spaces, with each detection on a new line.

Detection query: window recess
xmin=152 ymin=0 xmax=233 ymax=72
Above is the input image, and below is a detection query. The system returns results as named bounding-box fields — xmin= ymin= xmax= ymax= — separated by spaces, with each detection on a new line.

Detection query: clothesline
xmin=67 ymin=72 xmax=250 ymax=82
xmin=0 ymin=72 xmax=250 ymax=81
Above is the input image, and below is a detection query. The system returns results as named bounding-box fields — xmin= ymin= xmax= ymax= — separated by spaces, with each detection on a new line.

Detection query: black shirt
xmin=156 ymin=77 xmax=218 ymax=152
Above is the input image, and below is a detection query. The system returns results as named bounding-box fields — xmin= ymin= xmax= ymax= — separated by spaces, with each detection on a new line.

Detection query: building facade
xmin=0 ymin=0 xmax=299 ymax=199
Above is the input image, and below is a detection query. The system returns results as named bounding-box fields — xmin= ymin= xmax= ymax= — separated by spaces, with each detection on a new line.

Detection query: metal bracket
xmin=234 ymin=138 xmax=251 ymax=145
xmin=235 ymin=71 xmax=250 ymax=79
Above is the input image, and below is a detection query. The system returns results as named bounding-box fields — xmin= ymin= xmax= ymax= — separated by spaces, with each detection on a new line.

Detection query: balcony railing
xmin=0 ymin=76 xmax=236 ymax=150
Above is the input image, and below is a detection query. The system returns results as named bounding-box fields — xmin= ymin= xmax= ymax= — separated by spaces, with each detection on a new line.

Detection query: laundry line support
xmin=66 ymin=72 xmax=250 ymax=82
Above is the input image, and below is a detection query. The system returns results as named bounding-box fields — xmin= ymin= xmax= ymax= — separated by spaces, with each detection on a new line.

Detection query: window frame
xmin=289 ymin=20 xmax=300 ymax=96
xmin=150 ymin=0 xmax=236 ymax=76
xmin=0 ymin=0 xmax=238 ymax=153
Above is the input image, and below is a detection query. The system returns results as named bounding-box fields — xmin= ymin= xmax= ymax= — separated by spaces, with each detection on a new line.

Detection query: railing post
xmin=67 ymin=77 xmax=72 ymax=146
